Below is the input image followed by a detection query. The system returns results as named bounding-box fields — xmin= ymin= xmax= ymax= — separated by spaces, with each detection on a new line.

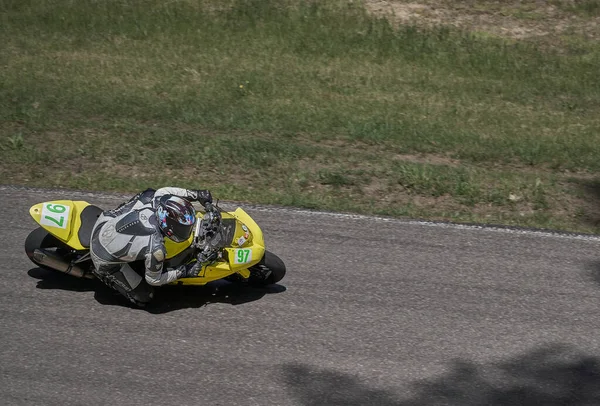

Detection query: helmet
xmin=156 ymin=195 xmax=196 ymax=243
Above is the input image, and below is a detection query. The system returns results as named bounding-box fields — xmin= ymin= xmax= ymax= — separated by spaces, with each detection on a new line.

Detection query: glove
xmin=193 ymin=190 xmax=212 ymax=206
xmin=198 ymin=248 xmax=218 ymax=264
xmin=197 ymin=243 xmax=219 ymax=263
xmin=178 ymin=248 xmax=218 ymax=279
xmin=202 ymin=202 xmax=221 ymax=228
xmin=179 ymin=261 xmax=202 ymax=278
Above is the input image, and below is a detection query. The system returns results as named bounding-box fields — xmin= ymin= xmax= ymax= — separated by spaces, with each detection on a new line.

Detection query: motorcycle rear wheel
xmin=25 ymin=227 xmax=71 ymax=271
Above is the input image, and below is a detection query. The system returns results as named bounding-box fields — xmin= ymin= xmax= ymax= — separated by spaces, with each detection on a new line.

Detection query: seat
xmin=78 ymin=205 xmax=103 ymax=248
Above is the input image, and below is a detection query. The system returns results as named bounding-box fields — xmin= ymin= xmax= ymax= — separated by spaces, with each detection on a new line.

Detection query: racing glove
xmin=178 ymin=261 xmax=202 ymax=279
xmin=197 ymin=246 xmax=219 ymax=264
xmin=192 ymin=189 xmax=213 ymax=206
xmin=178 ymin=249 xmax=218 ymax=278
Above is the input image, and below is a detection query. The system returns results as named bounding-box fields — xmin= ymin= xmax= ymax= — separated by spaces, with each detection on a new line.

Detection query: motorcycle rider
xmin=90 ymin=187 xmax=216 ymax=307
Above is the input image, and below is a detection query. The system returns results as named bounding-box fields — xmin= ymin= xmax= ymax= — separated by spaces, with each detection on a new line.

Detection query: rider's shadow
xmin=27 ymin=268 xmax=286 ymax=314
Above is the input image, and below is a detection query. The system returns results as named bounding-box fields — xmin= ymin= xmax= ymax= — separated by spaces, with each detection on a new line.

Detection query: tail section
xmin=29 ymin=200 xmax=99 ymax=250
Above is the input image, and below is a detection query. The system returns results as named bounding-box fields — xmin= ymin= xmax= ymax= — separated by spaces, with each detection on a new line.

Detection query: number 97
xmin=46 ymin=204 xmax=67 ymax=214
xmin=237 ymin=249 xmax=250 ymax=263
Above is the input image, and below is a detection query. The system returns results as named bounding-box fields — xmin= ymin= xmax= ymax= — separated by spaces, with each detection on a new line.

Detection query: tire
xmin=248 ymin=251 xmax=286 ymax=286
xmin=24 ymin=227 xmax=70 ymax=270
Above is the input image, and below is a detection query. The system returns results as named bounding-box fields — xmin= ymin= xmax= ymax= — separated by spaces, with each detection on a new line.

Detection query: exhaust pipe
xmin=33 ymin=249 xmax=94 ymax=279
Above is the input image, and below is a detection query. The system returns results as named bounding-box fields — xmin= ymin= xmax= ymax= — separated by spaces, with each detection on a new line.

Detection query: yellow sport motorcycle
xmin=24 ymin=199 xmax=286 ymax=287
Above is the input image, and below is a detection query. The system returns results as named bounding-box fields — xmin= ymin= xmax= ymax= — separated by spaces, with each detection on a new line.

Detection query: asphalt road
xmin=2 ymin=186 xmax=600 ymax=405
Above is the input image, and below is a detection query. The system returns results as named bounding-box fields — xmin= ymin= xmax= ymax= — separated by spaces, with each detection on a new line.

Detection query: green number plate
xmin=234 ymin=249 xmax=252 ymax=264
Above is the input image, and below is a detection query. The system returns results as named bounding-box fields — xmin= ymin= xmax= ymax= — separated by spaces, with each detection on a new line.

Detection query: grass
xmin=2 ymin=0 xmax=600 ymax=233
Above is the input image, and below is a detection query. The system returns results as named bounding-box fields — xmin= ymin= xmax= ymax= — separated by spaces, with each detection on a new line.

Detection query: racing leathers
xmin=89 ymin=187 xmax=212 ymax=306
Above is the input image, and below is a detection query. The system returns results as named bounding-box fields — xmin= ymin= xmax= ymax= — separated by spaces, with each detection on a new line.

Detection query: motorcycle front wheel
xmin=247 ymin=250 xmax=287 ymax=286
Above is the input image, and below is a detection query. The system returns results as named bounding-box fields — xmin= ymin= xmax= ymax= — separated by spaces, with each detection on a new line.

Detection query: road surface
xmin=2 ymin=186 xmax=600 ymax=405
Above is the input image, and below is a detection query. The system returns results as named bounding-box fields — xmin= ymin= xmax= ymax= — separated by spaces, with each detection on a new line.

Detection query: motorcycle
xmin=24 ymin=198 xmax=286 ymax=289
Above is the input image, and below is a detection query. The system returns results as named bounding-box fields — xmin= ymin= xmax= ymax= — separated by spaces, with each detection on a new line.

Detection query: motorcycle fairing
xmin=173 ymin=208 xmax=265 ymax=286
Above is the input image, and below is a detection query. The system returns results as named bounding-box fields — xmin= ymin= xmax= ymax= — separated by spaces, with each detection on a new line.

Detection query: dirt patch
xmin=364 ymin=0 xmax=600 ymax=41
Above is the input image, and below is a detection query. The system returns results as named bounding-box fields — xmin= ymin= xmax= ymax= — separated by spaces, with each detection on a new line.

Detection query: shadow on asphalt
xmin=282 ymin=344 xmax=600 ymax=405
xmin=27 ymin=267 xmax=286 ymax=314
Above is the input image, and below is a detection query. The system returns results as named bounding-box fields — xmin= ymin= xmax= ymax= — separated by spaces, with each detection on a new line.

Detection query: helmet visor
xmin=164 ymin=218 xmax=194 ymax=243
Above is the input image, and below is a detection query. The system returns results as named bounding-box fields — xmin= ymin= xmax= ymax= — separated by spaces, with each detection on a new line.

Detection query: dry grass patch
xmin=365 ymin=0 xmax=600 ymax=42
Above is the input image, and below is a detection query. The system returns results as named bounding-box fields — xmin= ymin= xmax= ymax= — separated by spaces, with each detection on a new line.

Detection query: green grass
xmin=2 ymin=0 xmax=600 ymax=233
